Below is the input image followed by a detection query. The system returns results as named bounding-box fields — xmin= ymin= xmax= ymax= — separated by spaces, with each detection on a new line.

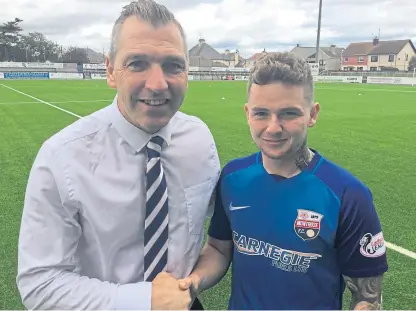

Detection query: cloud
xmin=77 ymin=0 xmax=223 ymax=10
xmin=1 ymin=0 xmax=415 ymax=58
xmin=178 ymin=0 xmax=416 ymax=56
xmin=158 ymin=0 xmax=223 ymax=10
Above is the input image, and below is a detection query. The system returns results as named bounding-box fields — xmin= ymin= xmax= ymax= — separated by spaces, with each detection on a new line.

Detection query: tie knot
xmin=149 ymin=135 xmax=164 ymax=147
xmin=147 ymin=136 xmax=164 ymax=158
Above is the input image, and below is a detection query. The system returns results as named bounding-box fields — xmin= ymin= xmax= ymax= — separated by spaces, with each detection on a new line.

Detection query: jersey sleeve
xmin=336 ymin=183 xmax=388 ymax=278
xmin=208 ymin=176 xmax=232 ymax=241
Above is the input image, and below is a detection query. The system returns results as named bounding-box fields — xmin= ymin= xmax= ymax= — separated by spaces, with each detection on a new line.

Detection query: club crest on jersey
xmin=359 ymin=232 xmax=386 ymax=258
xmin=294 ymin=209 xmax=324 ymax=241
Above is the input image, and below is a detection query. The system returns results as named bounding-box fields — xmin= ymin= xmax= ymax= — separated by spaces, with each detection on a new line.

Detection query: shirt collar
xmin=108 ymin=95 xmax=172 ymax=153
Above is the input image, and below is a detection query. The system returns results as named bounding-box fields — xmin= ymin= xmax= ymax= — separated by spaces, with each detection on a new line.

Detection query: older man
xmin=16 ymin=0 xmax=220 ymax=310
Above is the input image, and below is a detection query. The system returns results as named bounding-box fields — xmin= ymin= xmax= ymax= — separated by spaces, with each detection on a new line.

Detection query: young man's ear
xmin=308 ymin=102 xmax=320 ymax=128
xmin=106 ymin=55 xmax=116 ymax=89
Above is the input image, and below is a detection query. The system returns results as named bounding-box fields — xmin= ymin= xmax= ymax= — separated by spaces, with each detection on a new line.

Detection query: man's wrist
xmin=189 ymin=273 xmax=202 ymax=295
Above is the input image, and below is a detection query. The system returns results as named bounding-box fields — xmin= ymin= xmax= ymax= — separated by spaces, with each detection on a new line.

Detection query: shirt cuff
xmin=115 ymin=282 xmax=152 ymax=310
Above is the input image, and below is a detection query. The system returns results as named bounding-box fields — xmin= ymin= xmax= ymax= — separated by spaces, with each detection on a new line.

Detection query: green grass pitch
xmin=0 ymin=79 xmax=415 ymax=309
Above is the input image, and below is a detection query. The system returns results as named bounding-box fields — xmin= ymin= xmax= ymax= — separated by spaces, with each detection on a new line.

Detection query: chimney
xmin=373 ymin=37 xmax=379 ymax=46
xmin=330 ymin=44 xmax=336 ymax=54
xmin=225 ymin=49 xmax=230 ymax=55
xmin=235 ymin=49 xmax=239 ymax=64
xmin=198 ymin=38 xmax=205 ymax=46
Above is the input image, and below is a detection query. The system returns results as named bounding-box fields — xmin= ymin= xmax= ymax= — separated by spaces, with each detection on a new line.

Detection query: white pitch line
xmin=385 ymin=242 xmax=416 ymax=259
xmin=0 ymin=99 xmax=110 ymax=105
xmin=0 ymin=84 xmax=81 ymax=118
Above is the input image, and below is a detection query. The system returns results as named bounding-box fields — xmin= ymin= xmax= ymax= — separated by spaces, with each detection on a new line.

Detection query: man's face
xmin=106 ymin=16 xmax=188 ymax=133
xmin=245 ymin=83 xmax=320 ymax=161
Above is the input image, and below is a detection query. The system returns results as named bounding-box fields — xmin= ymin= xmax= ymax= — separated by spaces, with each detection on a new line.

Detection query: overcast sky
xmin=1 ymin=0 xmax=416 ymax=58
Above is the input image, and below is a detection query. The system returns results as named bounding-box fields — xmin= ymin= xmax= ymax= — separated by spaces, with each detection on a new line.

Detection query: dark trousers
xmin=190 ymin=297 xmax=204 ymax=310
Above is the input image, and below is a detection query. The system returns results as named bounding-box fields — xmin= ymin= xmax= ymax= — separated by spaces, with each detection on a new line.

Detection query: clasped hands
xmin=151 ymin=272 xmax=199 ymax=310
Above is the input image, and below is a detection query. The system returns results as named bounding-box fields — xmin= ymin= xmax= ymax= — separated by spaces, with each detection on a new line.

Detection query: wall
xmin=342 ymin=55 xmax=368 ymax=67
xmin=396 ymin=42 xmax=416 ymax=71
xmin=324 ymin=58 xmax=342 ymax=71
xmin=367 ymin=54 xmax=398 ymax=70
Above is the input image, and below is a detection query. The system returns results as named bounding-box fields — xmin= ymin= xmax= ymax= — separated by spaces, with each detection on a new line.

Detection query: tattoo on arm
xmin=343 ymin=275 xmax=383 ymax=310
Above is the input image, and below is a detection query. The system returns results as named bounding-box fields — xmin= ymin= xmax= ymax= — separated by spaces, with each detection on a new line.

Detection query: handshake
xmin=151 ymin=272 xmax=200 ymax=310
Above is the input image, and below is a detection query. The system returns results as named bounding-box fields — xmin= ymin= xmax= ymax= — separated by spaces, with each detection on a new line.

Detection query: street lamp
xmin=315 ymin=0 xmax=323 ymax=68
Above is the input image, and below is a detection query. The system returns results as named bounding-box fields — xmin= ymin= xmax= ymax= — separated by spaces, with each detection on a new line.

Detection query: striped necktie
xmin=144 ymin=135 xmax=169 ymax=281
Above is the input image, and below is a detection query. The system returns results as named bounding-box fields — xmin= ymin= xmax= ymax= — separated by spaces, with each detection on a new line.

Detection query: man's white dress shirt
xmin=16 ymin=96 xmax=221 ymax=310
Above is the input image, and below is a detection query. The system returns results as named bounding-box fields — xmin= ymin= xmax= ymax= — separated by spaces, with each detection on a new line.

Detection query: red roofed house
xmin=342 ymin=38 xmax=416 ymax=71
xmin=245 ymin=49 xmax=267 ymax=68
xmin=341 ymin=41 xmax=374 ymax=71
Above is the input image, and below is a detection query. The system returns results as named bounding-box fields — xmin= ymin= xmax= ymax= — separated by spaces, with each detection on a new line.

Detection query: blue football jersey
xmin=208 ymin=149 xmax=388 ymax=310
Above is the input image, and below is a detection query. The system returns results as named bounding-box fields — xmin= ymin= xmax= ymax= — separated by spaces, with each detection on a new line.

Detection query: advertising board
xmin=367 ymin=76 xmax=416 ymax=85
xmin=309 ymin=63 xmax=319 ymax=76
xmin=91 ymin=73 xmax=107 ymax=80
xmin=83 ymin=63 xmax=106 ymax=70
xmin=3 ymin=72 xmax=49 ymax=79
xmin=0 ymin=62 xmax=63 ymax=68
xmin=314 ymin=76 xmax=363 ymax=83
xmin=49 ymin=72 xmax=83 ymax=80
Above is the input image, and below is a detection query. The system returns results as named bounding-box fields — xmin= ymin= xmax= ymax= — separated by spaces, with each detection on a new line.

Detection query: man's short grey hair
xmin=109 ymin=0 xmax=188 ymax=64
xmin=247 ymin=52 xmax=314 ymax=105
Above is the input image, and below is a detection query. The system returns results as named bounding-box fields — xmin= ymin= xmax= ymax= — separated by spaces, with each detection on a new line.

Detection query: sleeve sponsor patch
xmin=359 ymin=231 xmax=386 ymax=258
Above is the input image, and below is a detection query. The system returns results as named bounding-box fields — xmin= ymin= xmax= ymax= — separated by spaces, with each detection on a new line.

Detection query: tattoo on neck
xmin=295 ymin=141 xmax=313 ymax=170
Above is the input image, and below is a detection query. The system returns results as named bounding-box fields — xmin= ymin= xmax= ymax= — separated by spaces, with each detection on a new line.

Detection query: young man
xmin=16 ymin=1 xmax=219 ymax=310
xmin=179 ymin=52 xmax=388 ymax=310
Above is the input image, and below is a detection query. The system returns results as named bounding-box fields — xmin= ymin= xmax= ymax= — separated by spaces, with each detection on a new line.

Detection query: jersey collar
xmin=256 ymin=148 xmax=323 ymax=179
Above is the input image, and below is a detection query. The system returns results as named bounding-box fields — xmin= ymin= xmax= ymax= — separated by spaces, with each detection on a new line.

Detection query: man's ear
xmin=106 ymin=55 xmax=116 ymax=89
xmin=244 ymin=103 xmax=250 ymax=121
xmin=308 ymin=102 xmax=320 ymax=128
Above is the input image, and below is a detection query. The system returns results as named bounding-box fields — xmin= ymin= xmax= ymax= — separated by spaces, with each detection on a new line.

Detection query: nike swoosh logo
xmin=229 ymin=203 xmax=250 ymax=211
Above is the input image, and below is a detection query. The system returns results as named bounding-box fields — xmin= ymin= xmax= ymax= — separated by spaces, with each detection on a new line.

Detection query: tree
xmin=19 ymin=32 xmax=63 ymax=62
xmin=0 ymin=17 xmax=93 ymax=63
xmin=62 ymin=46 xmax=89 ymax=63
xmin=0 ymin=17 xmax=23 ymax=61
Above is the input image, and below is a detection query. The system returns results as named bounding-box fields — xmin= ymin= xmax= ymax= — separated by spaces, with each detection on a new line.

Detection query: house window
xmin=371 ymin=56 xmax=378 ymax=62
xmin=405 ymin=54 xmax=409 ymax=61
xmin=389 ymin=55 xmax=394 ymax=62
xmin=358 ymin=56 xmax=364 ymax=63
xmin=344 ymin=57 xmax=348 ymax=62
xmin=370 ymin=67 xmax=377 ymax=71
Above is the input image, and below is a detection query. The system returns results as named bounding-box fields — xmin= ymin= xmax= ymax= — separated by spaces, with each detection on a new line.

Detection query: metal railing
xmin=321 ymin=70 xmax=415 ymax=77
